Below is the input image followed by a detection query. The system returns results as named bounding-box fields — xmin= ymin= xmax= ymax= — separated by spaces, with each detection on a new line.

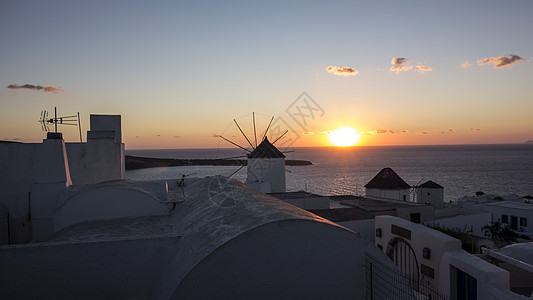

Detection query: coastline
xmin=125 ymin=155 xmax=312 ymax=170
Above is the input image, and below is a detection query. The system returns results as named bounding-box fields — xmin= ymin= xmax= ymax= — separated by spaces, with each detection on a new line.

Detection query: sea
xmin=125 ymin=144 xmax=533 ymax=203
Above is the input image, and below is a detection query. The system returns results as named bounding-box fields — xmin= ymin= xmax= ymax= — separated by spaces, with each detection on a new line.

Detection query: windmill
xmin=39 ymin=107 xmax=83 ymax=142
xmin=217 ymin=112 xmax=292 ymax=193
xmin=410 ymin=178 xmax=424 ymax=203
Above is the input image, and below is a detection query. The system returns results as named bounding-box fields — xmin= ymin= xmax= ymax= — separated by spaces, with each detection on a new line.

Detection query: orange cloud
xmin=390 ymin=57 xmax=412 ymax=73
xmin=325 ymin=65 xmax=359 ymax=76
xmin=462 ymin=60 xmax=472 ymax=68
xmin=7 ymin=84 xmax=65 ymax=93
xmin=416 ymin=65 xmax=432 ymax=73
xmin=477 ymin=54 xmax=530 ymax=68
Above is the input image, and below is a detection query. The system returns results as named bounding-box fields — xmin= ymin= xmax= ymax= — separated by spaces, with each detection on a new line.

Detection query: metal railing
xmin=365 ymin=253 xmax=448 ymax=300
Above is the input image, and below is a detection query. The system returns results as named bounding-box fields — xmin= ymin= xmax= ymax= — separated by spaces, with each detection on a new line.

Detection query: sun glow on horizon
xmin=327 ymin=127 xmax=361 ymax=147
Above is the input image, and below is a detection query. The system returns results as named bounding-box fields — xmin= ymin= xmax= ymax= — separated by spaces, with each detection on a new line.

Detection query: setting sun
xmin=327 ymin=127 xmax=361 ymax=147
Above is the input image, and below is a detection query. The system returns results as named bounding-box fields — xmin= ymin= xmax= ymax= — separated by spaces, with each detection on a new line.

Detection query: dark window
xmin=501 ymin=214 xmax=508 ymax=224
xmin=427 ymin=192 xmax=431 ymax=196
xmin=402 ymin=195 xmax=406 ymax=201
xmin=511 ymin=216 xmax=518 ymax=230
xmin=410 ymin=213 xmax=421 ymax=224
xmin=455 ymin=267 xmax=477 ymax=300
xmin=520 ymin=217 xmax=527 ymax=228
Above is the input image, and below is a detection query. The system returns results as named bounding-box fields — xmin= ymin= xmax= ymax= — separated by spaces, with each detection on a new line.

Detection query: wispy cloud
xmin=477 ymin=54 xmax=530 ymax=68
xmin=325 ymin=65 xmax=359 ymax=76
xmin=212 ymin=134 xmax=220 ymax=138
xmin=302 ymin=131 xmax=314 ymax=135
xmin=173 ymin=136 xmax=181 ymax=138
xmin=364 ymin=129 xmax=396 ymax=135
xmin=416 ymin=65 xmax=432 ymax=73
xmin=390 ymin=57 xmax=412 ymax=73
xmin=7 ymin=84 xmax=65 ymax=93
xmin=462 ymin=60 xmax=472 ymax=68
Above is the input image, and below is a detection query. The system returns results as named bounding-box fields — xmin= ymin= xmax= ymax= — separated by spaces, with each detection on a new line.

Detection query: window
xmin=501 ymin=214 xmax=508 ymax=224
xmin=452 ymin=266 xmax=477 ymax=300
xmin=511 ymin=216 xmax=518 ymax=230
xmin=410 ymin=213 xmax=421 ymax=224
xmin=520 ymin=217 xmax=528 ymax=228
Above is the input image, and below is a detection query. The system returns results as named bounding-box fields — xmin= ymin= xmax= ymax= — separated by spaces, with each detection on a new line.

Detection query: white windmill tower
xmin=218 ymin=113 xmax=288 ymax=193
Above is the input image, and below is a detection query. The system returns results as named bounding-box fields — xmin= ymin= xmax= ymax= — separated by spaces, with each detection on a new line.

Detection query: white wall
xmin=441 ymin=250 xmax=510 ymax=299
xmin=66 ymin=139 xmax=124 ymax=185
xmin=246 ymin=157 xmax=286 ymax=193
xmin=0 ymin=234 xmax=180 ymax=298
xmin=396 ymin=205 xmax=434 ymax=224
xmin=90 ymin=114 xmax=122 ymax=143
xmin=434 ymin=208 xmax=492 ymax=237
xmin=416 ymin=187 xmax=444 ymax=209
xmin=54 ymin=185 xmax=171 ymax=232
xmin=366 ymin=188 xmax=410 ymax=201
xmin=0 ymin=138 xmax=72 ymax=243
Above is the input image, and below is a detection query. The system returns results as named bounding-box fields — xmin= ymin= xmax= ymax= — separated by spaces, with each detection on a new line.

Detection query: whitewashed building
xmin=415 ymin=180 xmax=444 ymax=208
xmin=245 ymin=137 xmax=286 ymax=193
xmin=365 ymin=167 xmax=411 ymax=201
xmin=374 ymin=215 xmax=528 ymax=299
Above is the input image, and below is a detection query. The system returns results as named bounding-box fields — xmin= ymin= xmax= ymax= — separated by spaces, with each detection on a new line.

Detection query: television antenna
xmin=39 ymin=107 xmax=83 ymax=142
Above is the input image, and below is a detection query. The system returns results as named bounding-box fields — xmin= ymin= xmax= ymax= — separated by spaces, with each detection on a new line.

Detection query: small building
xmin=375 ymin=215 xmax=521 ymax=299
xmin=245 ymin=137 xmax=286 ymax=193
xmin=415 ymin=180 xmax=444 ymax=209
xmin=365 ymin=167 xmax=411 ymax=202
xmin=457 ymin=198 xmax=533 ymax=236
xmin=0 ymin=115 xmax=124 ymax=244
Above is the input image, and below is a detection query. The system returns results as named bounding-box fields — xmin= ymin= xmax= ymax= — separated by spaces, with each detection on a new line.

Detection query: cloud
xmin=135 ymin=136 xmax=140 ymax=138
xmin=391 ymin=57 xmax=408 ymax=65
xmin=477 ymin=54 xmax=530 ymax=68
xmin=462 ymin=60 xmax=472 ymax=68
xmin=7 ymin=84 xmax=65 ymax=93
xmin=173 ymin=136 xmax=181 ymax=138
xmin=156 ymin=134 xmax=161 ymax=137
xmin=302 ymin=131 xmax=314 ymax=135
xmin=416 ymin=65 xmax=432 ymax=73
xmin=390 ymin=57 xmax=412 ymax=73
xmin=325 ymin=65 xmax=359 ymax=76
xmin=470 ymin=128 xmax=481 ymax=131
xmin=364 ymin=129 xmax=396 ymax=135
xmin=212 ymin=134 xmax=220 ymax=138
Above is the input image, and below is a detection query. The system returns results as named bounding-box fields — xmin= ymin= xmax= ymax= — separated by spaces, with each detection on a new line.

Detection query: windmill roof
xmin=247 ymin=137 xmax=285 ymax=159
xmin=417 ymin=180 xmax=443 ymax=189
xmin=364 ymin=168 xmax=411 ymax=190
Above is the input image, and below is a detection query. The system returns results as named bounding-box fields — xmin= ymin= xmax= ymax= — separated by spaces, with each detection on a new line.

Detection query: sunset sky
xmin=1 ymin=0 xmax=532 ymax=149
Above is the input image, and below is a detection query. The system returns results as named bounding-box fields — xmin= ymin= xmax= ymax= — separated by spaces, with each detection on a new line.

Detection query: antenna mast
xmin=38 ymin=107 xmax=82 ymax=140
